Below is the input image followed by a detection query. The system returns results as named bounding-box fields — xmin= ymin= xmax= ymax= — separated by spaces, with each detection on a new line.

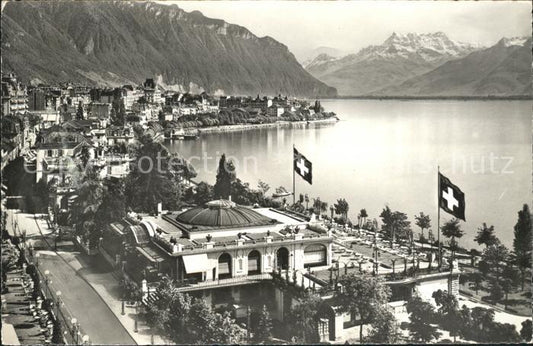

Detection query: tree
xmin=334 ymin=198 xmax=349 ymax=221
xmin=470 ymin=307 xmax=495 ymax=341
xmin=380 ymin=207 xmax=411 ymax=249
xmin=79 ymin=146 xmax=91 ymax=169
xmin=69 ymin=166 xmax=103 ymax=247
xmin=482 ymin=243 xmax=509 ymax=281
xmin=252 ymin=305 xmax=273 ymax=343
xmin=193 ymin=182 xmax=214 ymax=205
xmin=489 ymin=280 xmax=504 ymax=302
xmin=366 ymin=307 xmax=401 ymax=344
xmin=520 ymin=319 xmax=532 ymax=342
xmin=257 ymin=180 xmax=270 ymax=196
xmin=336 ymin=274 xmax=391 ymax=343
xmin=143 ymin=276 xmax=245 ymax=344
xmin=111 ymin=98 xmax=126 ymax=126
xmin=441 ymin=218 xmax=464 ymax=260
xmin=470 ymin=272 xmax=483 ymax=295
xmin=414 ymin=212 xmax=431 ymax=241
xmin=313 ymin=198 xmax=328 ymax=217
xmin=431 ymin=289 xmax=462 ymax=342
xmin=125 ymin=134 xmax=180 ymax=213
xmin=285 ymin=293 xmax=322 ymax=343
xmin=95 ymin=178 xmax=126 ymax=230
xmin=359 ymin=209 xmax=368 ymax=228
xmin=76 ymin=102 xmax=84 ymax=120
xmin=475 ymin=223 xmax=498 ymax=248
xmin=406 ymin=296 xmax=441 ymax=343
xmin=513 ymin=204 xmax=532 ymax=290
xmin=52 ymin=320 xmax=64 ymax=344
xmin=213 ymin=154 xmax=236 ymax=200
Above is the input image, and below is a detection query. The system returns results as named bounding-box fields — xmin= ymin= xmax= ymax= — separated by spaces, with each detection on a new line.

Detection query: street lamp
xmin=44 ymin=270 xmax=51 ymax=294
xmin=71 ymin=317 xmax=79 ymax=344
xmin=56 ymin=290 xmax=62 ymax=316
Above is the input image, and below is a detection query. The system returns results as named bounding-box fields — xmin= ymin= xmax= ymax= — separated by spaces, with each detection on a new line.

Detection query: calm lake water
xmin=167 ymin=99 xmax=531 ymax=249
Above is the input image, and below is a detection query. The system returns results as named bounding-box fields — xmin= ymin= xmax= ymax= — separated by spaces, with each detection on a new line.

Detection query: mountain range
xmin=305 ymin=33 xmax=532 ymax=97
xmin=1 ymin=1 xmax=336 ymax=97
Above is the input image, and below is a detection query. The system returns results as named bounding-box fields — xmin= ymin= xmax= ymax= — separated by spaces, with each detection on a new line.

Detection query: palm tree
xmin=441 ymin=219 xmax=464 ymax=262
xmin=359 ymin=209 xmax=368 ymax=228
xmin=414 ymin=212 xmax=431 ymax=243
xmin=334 ymin=198 xmax=349 ymax=222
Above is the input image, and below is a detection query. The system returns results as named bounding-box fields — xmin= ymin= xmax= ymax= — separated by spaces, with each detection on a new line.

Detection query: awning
xmin=2 ymin=323 xmax=20 ymax=345
xmin=183 ymin=254 xmax=210 ymax=274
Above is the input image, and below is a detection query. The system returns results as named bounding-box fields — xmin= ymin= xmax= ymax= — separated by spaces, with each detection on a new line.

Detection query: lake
xmin=166 ymin=99 xmax=531 ymax=249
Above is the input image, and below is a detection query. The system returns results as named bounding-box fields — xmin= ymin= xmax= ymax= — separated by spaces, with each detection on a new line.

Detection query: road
xmin=7 ymin=210 xmax=137 ymax=345
xmin=38 ymin=252 xmax=136 ymax=345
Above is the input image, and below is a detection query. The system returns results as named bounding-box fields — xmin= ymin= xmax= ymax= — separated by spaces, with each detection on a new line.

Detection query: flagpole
xmin=437 ymin=165 xmax=441 ymax=271
xmin=292 ymin=144 xmax=296 ymax=205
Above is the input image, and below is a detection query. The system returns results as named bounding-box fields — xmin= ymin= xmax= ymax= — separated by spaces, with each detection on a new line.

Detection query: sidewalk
xmin=2 ymin=268 xmax=47 ymax=344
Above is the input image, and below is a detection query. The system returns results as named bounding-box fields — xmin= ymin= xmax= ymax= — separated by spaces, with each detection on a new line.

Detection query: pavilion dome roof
xmin=175 ymin=199 xmax=275 ymax=227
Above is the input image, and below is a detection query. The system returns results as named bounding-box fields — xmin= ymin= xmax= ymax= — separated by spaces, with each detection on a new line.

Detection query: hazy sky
xmin=163 ymin=1 xmax=531 ymax=61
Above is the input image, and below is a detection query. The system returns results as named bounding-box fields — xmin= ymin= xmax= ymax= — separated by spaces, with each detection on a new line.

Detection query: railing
xmin=36 ymin=264 xmax=89 ymax=344
xmin=175 ymin=273 xmax=272 ymax=291
xmin=152 ymin=233 xmax=331 ymax=255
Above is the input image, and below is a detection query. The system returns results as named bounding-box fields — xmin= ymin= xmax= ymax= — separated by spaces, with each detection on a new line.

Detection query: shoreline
xmin=328 ymin=95 xmax=533 ymax=101
xmin=188 ymin=117 xmax=339 ymax=135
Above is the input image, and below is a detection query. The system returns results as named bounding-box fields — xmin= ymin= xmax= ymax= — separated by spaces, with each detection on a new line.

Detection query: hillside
xmin=305 ymin=32 xmax=481 ymax=96
xmin=1 ymin=1 xmax=336 ymax=97
xmin=375 ymin=37 xmax=532 ymax=97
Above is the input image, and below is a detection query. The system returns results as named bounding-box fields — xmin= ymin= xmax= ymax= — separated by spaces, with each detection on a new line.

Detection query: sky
xmin=162 ymin=1 xmax=532 ymax=61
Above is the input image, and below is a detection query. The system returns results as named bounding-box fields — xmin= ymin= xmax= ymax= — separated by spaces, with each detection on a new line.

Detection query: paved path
xmin=458 ymin=295 xmax=530 ymax=332
xmin=2 ymin=268 xmax=48 ymax=345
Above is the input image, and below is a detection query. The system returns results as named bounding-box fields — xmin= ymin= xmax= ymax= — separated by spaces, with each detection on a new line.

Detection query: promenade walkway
xmin=2 ymin=268 xmax=46 ymax=345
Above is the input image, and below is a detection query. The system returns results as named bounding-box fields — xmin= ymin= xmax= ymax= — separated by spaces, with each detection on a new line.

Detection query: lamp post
xmin=35 ymin=252 xmax=40 ymax=269
xmin=71 ymin=317 xmax=79 ymax=344
xmin=44 ymin=270 xmax=51 ymax=295
xmin=56 ymin=290 xmax=62 ymax=317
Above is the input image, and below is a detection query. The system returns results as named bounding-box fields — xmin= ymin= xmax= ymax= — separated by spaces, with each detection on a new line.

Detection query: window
xmin=58 ymin=149 xmax=63 ymax=156
xmin=47 ymin=150 xmax=53 ymax=157
xmin=238 ymin=258 xmax=243 ymax=271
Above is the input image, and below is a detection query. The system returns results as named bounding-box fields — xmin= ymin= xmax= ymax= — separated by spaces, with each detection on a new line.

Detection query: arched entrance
xmin=276 ymin=247 xmax=289 ymax=270
xmin=218 ymin=253 xmax=232 ymax=279
xmin=304 ymin=244 xmax=327 ymax=267
xmin=247 ymin=250 xmax=261 ymax=275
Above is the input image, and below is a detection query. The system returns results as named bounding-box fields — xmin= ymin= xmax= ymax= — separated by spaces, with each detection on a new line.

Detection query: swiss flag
xmin=439 ymin=173 xmax=465 ymax=221
xmin=293 ymin=148 xmax=312 ymax=185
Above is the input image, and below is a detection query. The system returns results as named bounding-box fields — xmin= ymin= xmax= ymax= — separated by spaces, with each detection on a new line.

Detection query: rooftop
xmin=172 ymin=200 xmax=279 ymax=231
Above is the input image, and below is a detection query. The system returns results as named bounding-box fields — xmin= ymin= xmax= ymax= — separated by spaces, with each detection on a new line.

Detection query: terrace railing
xmin=175 ymin=273 xmax=272 ymax=291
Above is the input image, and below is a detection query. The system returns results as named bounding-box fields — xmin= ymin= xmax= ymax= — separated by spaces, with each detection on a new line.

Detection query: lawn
xmin=459 ymin=266 xmax=532 ymax=317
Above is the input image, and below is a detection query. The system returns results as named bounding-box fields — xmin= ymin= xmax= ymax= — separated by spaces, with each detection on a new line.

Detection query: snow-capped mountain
xmin=358 ymin=32 xmax=481 ymax=64
xmin=499 ymin=36 xmax=529 ymax=47
xmin=305 ymin=32 xmax=483 ymax=95
xmin=375 ymin=37 xmax=532 ymax=97
xmin=303 ymin=53 xmax=339 ymax=69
